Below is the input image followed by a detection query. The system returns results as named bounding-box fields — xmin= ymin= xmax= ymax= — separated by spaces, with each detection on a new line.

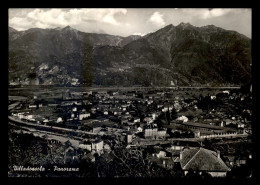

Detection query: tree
xmin=95 ymin=147 xmax=173 ymax=177
xmin=171 ymin=107 xmax=178 ymax=120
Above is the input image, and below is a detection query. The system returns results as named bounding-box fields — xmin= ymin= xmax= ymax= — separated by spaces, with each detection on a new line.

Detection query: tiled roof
xmin=180 ymin=148 xmax=199 ymax=168
xmin=174 ymin=157 xmax=180 ymax=163
xmin=180 ymin=147 xmax=230 ymax=172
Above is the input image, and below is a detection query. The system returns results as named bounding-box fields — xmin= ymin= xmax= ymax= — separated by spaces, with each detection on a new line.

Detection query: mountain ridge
xmin=8 ymin=23 xmax=251 ymax=87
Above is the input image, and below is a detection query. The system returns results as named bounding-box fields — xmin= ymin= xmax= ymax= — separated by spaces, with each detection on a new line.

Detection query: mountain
xmin=8 ymin=23 xmax=251 ymax=86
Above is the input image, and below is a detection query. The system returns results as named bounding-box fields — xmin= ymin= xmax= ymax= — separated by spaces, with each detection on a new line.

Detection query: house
xmin=237 ymin=122 xmax=245 ymax=128
xmin=79 ymin=140 xmax=92 ymax=151
xmin=169 ymin=141 xmax=201 ymax=151
xmin=91 ymin=139 xmax=104 ymax=155
xmin=29 ymin=104 xmax=37 ymax=108
xmin=151 ymin=157 xmax=175 ymax=170
xmin=162 ymin=107 xmax=168 ymax=112
xmin=72 ymin=106 xmax=77 ymax=112
xmin=43 ymin=119 xmax=49 ymax=124
xmin=226 ymin=156 xmax=235 ymax=167
xmin=64 ymin=146 xmax=77 ymax=164
xmin=235 ymin=157 xmax=247 ymax=166
xmin=57 ymin=117 xmax=63 ymax=123
xmin=25 ymin=114 xmax=36 ymax=122
xmin=220 ymin=121 xmax=226 ymax=127
xmin=144 ymin=116 xmax=153 ymax=124
xmin=79 ymin=112 xmax=91 ymax=120
xmin=162 ymin=158 xmax=175 ymax=169
xmin=148 ymin=148 xmax=174 ymax=169
xmin=134 ymin=118 xmax=140 ymax=123
xmin=126 ymin=134 xmax=133 ymax=144
xmin=49 ymin=139 xmax=61 ymax=144
xmin=223 ymin=90 xmax=230 ymax=95
xmin=144 ymin=126 xmax=166 ymax=139
xmin=137 ymin=127 xmax=143 ymax=132
xmin=157 ymin=129 xmax=167 ymax=139
xmin=176 ymin=116 xmax=188 ymax=123
xmin=225 ymin=119 xmax=234 ymax=125
xmin=178 ymin=147 xmax=230 ymax=177
xmin=104 ymin=143 xmax=111 ymax=152
xmin=91 ymin=107 xmax=97 ymax=113
xmin=144 ymin=127 xmax=158 ymax=139
xmin=83 ymin=152 xmax=95 ymax=163
xmin=156 ymin=151 xmax=167 ymax=158
xmin=157 ymin=104 xmax=163 ymax=109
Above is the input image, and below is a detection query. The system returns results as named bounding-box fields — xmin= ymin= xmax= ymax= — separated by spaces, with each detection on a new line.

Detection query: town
xmin=8 ymin=86 xmax=253 ymax=178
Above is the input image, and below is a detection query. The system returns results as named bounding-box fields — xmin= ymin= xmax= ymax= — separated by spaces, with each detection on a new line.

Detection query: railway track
xmin=8 ymin=115 xmax=97 ymax=137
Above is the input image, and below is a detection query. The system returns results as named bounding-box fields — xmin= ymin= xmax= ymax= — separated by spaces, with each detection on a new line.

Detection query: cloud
xmin=177 ymin=8 xmax=232 ymax=21
xmin=78 ymin=8 xmax=127 ymax=25
xmin=8 ymin=8 xmax=251 ymax=38
xmin=9 ymin=8 xmax=128 ymax=30
xmin=201 ymin=9 xmax=232 ymax=19
xmin=9 ymin=17 xmax=32 ymax=30
xmin=148 ymin=12 xmax=165 ymax=27
xmin=133 ymin=32 xmax=148 ymax=36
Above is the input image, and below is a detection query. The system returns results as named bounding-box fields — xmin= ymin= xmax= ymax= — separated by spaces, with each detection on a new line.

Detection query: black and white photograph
xmin=8 ymin=8 xmax=253 ymax=179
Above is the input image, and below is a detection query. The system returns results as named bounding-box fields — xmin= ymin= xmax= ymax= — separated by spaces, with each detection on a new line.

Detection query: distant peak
xmin=156 ymin=24 xmax=174 ymax=32
xmin=203 ymin=24 xmax=216 ymax=27
xmin=9 ymin=27 xmax=18 ymax=32
xmin=201 ymin=24 xmax=216 ymax=28
xmin=61 ymin=25 xmax=78 ymax=32
xmin=54 ymin=27 xmax=61 ymax=30
xmin=161 ymin=24 xmax=174 ymax=30
xmin=165 ymin=24 xmax=174 ymax=27
xmin=177 ymin=22 xmax=193 ymax=28
xmin=200 ymin=24 xmax=223 ymax=31
xmin=62 ymin=25 xmax=73 ymax=30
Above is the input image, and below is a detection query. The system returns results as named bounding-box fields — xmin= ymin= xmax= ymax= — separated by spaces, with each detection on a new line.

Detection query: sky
xmin=8 ymin=8 xmax=252 ymax=38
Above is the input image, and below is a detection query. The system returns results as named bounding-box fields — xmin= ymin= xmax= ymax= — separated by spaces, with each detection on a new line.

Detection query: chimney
xmin=217 ymin=150 xmax=220 ymax=158
xmin=180 ymin=151 xmax=183 ymax=160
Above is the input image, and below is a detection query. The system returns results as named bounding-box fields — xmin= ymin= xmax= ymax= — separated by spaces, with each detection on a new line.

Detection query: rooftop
xmin=180 ymin=147 xmax=230 ymax=172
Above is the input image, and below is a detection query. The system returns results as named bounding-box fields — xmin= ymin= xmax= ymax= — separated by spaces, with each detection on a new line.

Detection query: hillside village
xmin=8 ymin=86 xmax=253 ymax=177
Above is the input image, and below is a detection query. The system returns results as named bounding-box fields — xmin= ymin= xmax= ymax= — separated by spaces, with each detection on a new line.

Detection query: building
xmin=178 ymin=147 xmax=230 ymax=177
xmin=57 ymin=117 xmax=63 ymax=123
xmin=29 ymin=104 xmax=37 ymax=108
xmin=144 ymin=116 xmax=154 ymax=124
xmin=156 ymin=151 xmax=167 ymax=158
xmin=144 ymin=127 xmax=158 ymax=139
xmin=79 ymin=112 xmax=91 ymax=120
xmin=126 ymin=134 xmax=133 ymax=144
xmin=176 ymin=116 xmax=189 ymax=123
xmin=134 ymin=118 xmax=140 ymax=123
xmin=157 ymin=129 xmax=167 ymax=139
xmin=144 ymin=127 xmax=166 ymax=139
xmin=79 ymin=140 xmax=92 ymax=151
xmin=91 ymin=139 xmax=104 ymax=155
xmin=64 ymin=146 xmax=78 ymax=164
xmin=177 ymin=121 xmax=234 ymax=136
xmin=169 ymin=141 xmax=201 ymax=151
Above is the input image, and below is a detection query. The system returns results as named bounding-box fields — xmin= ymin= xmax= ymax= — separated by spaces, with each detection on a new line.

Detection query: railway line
xmin=8 ymin=115 xmax=97 ymax=137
